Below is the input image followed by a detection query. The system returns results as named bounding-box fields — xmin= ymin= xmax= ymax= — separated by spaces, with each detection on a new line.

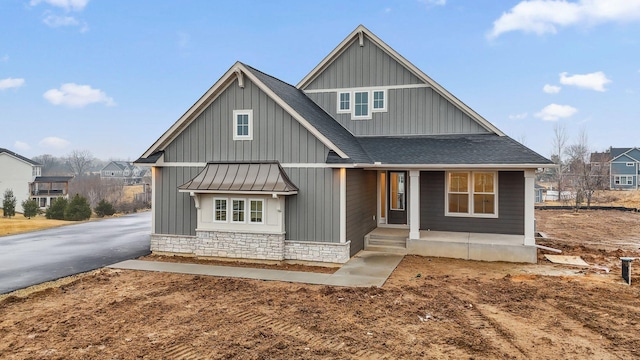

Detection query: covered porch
xmin=364 ymin=227 xmax=537 ymax=263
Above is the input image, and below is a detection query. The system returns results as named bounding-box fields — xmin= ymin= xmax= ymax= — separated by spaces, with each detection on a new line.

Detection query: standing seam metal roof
xmin=178 ymin=162 xmax=298 ymax=193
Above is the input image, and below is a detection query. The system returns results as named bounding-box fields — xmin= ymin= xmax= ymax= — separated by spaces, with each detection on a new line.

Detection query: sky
xmin=1 ymin=0 xmax=639 ymax=161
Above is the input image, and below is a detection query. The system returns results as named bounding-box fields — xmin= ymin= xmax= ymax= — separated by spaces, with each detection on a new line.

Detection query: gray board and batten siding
xmin=302 ymin=36 xmax=489 ymax=136
xmin=420 ymin=171 xmax=525 ymax=235
xmin=346 ymin=169 xmax=378 ymax=256
xmin=156 ymin=75 xmax=341 ymax=243
xmin=162 ymin=76 xmax=329 ymax=164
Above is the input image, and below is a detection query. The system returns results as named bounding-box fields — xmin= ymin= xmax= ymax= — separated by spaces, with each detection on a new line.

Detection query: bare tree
xmin=565 ymin=129 xmax=607 ymax=209
xmin=550 ymin=123 xmax=568 ymax=194
xmin=69 ymin=175 xmax=124 ymax=208
xmin=66 ymin=150 xmax=94 ymax=177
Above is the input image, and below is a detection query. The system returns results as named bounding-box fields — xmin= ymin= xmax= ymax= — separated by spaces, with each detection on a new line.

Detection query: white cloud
xmin=43 ymin=14 xmax=78 ymax=27
xmin=43 ymin=83 xmax=115 ymax=108
xmin=418 ymin=0 xmax=446 ymax=6
xmin=0 ymin=77 xmax=25 ymax=90
xmin=535 ymin=103 xmax=578 ymax=121
xmin=559 ymin=71 xmax=611 ymax=91
xmin=14 ymin=141 xmax=31 ymax=151
xmin=543 ymin=84 xmax=561 ymax=93
xmin=488 ymin=0 xmax=640 ymax=39
xmin=30 ymin=0 xmax=89 ymax=12
xmin=509 ymin=113 xmax=528 ymax=120
xmin=39 ymin=136 xmax=71 ymax=150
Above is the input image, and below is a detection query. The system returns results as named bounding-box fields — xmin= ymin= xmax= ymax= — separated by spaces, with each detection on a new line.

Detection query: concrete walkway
xmin=108 ymin=251 xmax=404 ymax=287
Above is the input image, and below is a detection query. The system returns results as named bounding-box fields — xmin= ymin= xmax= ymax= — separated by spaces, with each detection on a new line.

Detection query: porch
xmin=364 ymin=228 xmax=537 ymax=263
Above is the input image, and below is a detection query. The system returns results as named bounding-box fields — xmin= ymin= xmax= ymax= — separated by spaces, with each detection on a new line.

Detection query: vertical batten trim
xmin=151 ymin=167 xmax=157 ymax=233
xmin=340 ymin=168 xmax=347 ymax=243
xmin=524 ymin=169 xmax=535 ymax=246
xmin=409 ymin=170 xmax=420 ymax=239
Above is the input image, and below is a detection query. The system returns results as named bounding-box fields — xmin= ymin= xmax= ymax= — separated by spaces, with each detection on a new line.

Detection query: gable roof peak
xmin=296 ymin=25 xmax=506 ymax=137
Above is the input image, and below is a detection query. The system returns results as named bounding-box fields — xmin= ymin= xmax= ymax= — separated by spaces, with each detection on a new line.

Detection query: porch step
xmin=365 ymin=234 xmax=408 ymax=255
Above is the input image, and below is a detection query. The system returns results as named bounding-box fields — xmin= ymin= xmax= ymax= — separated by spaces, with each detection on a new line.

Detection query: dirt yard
xmin=2 ymin=209 xmax=640 ymax=359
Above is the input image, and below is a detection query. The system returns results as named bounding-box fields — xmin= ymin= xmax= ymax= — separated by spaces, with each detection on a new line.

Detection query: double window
xmin=233 ymin=109 xmax=253 ymax=140
xmin=446 ymin=171 xmax=497 ymax=217
xmin=337 ymin=89 xmax=386 ymax=119
xmin=214 ymin=197 xmax=264 ymax=224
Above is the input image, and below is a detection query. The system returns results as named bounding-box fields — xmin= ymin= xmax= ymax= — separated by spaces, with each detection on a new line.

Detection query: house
xmin=100 ymin=161 xmax=149 ymax=185
xmin=0 ymin=148 xmax=42 ymax=213
xmin=609 ymin=147 xmax=640 ymax=190
xmin=30 ymin=176 xmax=74 ymax=209
xmin=535 ymin=184 xmax=545 ymax=204
xmin=136 ymin=25 xmax=553 ymax=264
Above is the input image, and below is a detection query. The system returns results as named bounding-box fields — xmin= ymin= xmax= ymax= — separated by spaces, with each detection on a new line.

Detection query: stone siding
xmin=284 ymin=240 xmax=351 ymax=264
xmin=151 ymin=233 xmax=351 ymax=263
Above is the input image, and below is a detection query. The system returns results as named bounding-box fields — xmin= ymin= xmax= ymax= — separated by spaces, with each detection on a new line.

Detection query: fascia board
xmin=141 ymin=63 xmax=240 ymax=158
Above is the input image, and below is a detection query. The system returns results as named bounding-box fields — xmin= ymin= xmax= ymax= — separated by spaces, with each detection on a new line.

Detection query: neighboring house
xmin=100 ymin=161 xmax=149 ymax=185
xmin=535 ymin=184 xmax=545 ymax=204
xmin=30 ymin=176 xmax=74 ymax=209
xmin=610 ymin=147 xmax=640 ymax=190
xmin=0 ymin=148 xmax=42 ymax=213
xmin=136 ymin=25 xmax=553 ymax=264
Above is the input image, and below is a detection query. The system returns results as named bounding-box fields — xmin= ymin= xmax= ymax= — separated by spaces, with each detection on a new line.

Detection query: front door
xmin=387 ymin=171 xmax=407 ymax=224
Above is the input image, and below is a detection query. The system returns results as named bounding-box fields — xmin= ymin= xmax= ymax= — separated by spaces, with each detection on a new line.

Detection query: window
xmin=614 ymin=176 xmax=633 ymax=185
xmin=354 ymin=91 xmax=369 ymax=118
xmin=627 ymin=162 xmax=635 ymax=167
xmin=232 ymin=199 xmax=246 ymax=223
xmin=250 ymin=200 xmax=264 ymax=223
xmin=372 ymin=90 xmax=386 ymax=111
xmin=214 ymin=198 xmax=227 ymax=222
xmin=233 ymin=109 xmax=253 ymax=140
xmin=338 ymin=92 xmax=350 ymax=113
xmin=446 ymin=171 xmax=497 ymax=217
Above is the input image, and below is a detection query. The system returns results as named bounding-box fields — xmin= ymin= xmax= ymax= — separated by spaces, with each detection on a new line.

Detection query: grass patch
xmin=0 ymin=209 xmax=72 ymax=236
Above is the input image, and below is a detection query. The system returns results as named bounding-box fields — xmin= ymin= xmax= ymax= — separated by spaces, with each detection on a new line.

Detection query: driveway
xmin=0 ymin=212 xmax=151 ymax=294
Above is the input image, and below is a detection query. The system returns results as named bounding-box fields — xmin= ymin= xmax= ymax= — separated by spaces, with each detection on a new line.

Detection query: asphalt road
xmin=0 ymin=211 xmax=152 ymax=294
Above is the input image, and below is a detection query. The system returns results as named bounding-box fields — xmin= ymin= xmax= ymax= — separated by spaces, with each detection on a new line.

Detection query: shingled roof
xmin=0 ymin=148 xmax=41 ymax=166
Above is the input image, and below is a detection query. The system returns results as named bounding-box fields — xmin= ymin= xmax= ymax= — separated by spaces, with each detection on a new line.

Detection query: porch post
xmin=524 ymin=169 xmax=535 ymax=246
xmin=409 ymin=170 xmax=420 ymax=240
xmin=339 ymin=168 xmax=346 ymax=243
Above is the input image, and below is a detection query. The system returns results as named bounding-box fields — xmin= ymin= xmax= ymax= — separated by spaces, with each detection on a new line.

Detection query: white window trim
xmin=233 ymin=109 xmax=253 ymax=141
xmin=352 ymin=91 xmax=371 ymax=120
xmin=445 ymin=171 xmax=498 ymax=218
xmin=626 ymin=162 xmax=635 ymax=167
xmin=372 ymin=89 xmax=387 ymax=112
xmin=337 ymin=91 xmax=351 ymax=113
xmin=249 ymin=199 xmax=265 ymax=224
xmin=231 ymin=198 xmax=246 ymax=223
xmin=213 ymin=197 xmax=228 ymax=223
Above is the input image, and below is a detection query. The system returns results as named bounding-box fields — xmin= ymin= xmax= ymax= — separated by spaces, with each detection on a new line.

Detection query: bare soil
xmin=2 ymin=209 xmax=640 ymax=359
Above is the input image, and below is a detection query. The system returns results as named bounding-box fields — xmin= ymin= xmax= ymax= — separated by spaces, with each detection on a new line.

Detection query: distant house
xmin=30 ymin=176 xmax=74 ymax=209
xmin=136 ymin=25 xmax=553 ymax=264
xmin=0 ymin=148 xmax=42 ymax=213
xmin=610 ymin=147 xmax=640 ymax=190
xmin=100 ymin=161 xmax=149 ymax=185
xmin=535 ymin=184 xmax=545 ymax=204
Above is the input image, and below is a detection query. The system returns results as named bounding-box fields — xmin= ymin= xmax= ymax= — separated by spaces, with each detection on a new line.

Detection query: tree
xmin=94 ymin=199 xmax=115 ymax=217
xmin=550 ymin=123 xmax=568 ymax=195
xmin=66 ymin=150 xmax=94 ymax=177
xmin=2 ymin=189 xmax=17 ymax=217
xmin=64 ymin=194 xmax=92 ymax=221
xmin=21 ymin=199 xmax=40 ymax=219
xmin=46 ymin=197 xmax=68 ymax=220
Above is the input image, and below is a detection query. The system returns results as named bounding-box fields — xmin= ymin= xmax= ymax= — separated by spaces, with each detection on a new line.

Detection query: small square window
xmin=337 ymin=92 xmax=350 ymax=113
xmin=372 ymin=90 xmax=386 ymax=111
xmin=233 ymin=110 xmax=253 ymax=140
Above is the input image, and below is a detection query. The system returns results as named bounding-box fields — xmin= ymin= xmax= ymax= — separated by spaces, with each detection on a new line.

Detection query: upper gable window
xmin=336 ymin=89 xmax=387 ymax=120
xmin=372 ymin=90 xmax=386 ymax=111
xmin=354 ymin=91 xmax=370 ymax=119
xmin=626 ymin=162 xmax=635 ymax=167
xmin=233 ymin=109 xmax=253 ymax=140
xmin=338 ymin=92 xmax=350 ymax=113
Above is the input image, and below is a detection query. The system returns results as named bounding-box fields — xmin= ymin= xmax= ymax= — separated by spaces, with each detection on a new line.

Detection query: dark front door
xmin=387 ymin=171 xmax=407 ymax=224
